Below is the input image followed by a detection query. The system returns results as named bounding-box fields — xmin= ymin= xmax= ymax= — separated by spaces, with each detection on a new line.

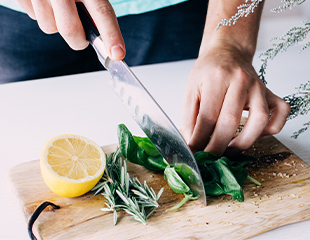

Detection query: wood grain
xmin=8 ymin=137 xmax=310 ymax=240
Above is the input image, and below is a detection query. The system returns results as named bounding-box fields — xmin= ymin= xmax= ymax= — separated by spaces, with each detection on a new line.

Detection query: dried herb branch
xmin=283 ymin=81 xmax=310 ymax=120
xmin=92 ymin=148 xmax=163 ymax=225
xmin=292 ymin=120 xmax=310 ymax=138
xmin=271 ymin=0 xmax=306 ymax=13
xmin=283 ymin=81 xmax=310 ymax=138
xmin=216 ymin=0 xmax=263 ymax=30
xmin=220 ymin=0 xmax=310 ymax=136
xmin=258 ymin=21 xmax=310 ymax=84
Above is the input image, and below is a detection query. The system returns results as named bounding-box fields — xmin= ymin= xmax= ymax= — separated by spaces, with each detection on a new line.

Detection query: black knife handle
xmin=76 ymin=2 xmax=100 ymax=42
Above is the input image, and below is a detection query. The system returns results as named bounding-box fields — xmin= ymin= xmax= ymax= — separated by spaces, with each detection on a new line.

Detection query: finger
xmin=227 ymin=86 xmax=270 ymax=154
xmin=182 ymin=85 xmax=200 ymax=144
xmin=263 ymin=88 xmax=291 ymax=135
xmin=187 ymin=79 xmax=226 ymax=153
xmin=31 ymin=0 xmax=57 ymax=34
xmin=16 ymin=0 xmax=36 ymax=19
xmin=205 ymin=82 xmax=247 ymax=156
xmin=50 ymin=0 xmax=88 ymax=50
xmin=83 ymin=0 xmax=125 ymax=60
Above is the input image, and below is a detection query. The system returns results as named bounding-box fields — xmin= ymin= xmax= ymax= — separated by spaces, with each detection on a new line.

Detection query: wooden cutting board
xmin=8 ymin=136 xmax=310 ymax=240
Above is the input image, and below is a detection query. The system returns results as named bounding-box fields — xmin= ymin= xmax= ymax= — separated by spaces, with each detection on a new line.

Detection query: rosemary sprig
xmin=92 ymin=147 xmax=163 ymax=225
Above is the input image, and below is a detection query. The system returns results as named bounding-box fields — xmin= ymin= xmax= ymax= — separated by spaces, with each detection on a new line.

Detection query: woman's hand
xmin=182 ymin=43 xmax=290 ymax=156
xmin=182 ymin=0 xmax=290 ymax=156
xmin=17 ymin=0 xmax=125 ymax=60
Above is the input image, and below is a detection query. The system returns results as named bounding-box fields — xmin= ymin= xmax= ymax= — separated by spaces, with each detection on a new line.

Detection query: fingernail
xmin=111 ymin=45 xmax=124 ymax=60
xmin=225 ymin=147 xmax=240 ymax=157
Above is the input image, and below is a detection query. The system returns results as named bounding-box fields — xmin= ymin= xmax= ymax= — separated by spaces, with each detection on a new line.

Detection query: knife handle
xmin=76 ymin=3 xmax=99 ymax=42
xmin=76 ymin=2 xmax=110 ymax=68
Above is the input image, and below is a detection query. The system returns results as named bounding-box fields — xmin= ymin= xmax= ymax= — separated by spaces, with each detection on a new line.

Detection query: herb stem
xmin=167 ymin=193 xmax=193 ymax=211
xmin=247 ymin=175 xmax=261 ymax=186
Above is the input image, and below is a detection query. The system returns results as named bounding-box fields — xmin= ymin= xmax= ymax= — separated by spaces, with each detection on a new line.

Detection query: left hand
xmin=182 ymin=43 xmax=290 ymax=156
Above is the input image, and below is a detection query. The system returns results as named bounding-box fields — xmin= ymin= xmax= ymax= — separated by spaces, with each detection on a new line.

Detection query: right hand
xmin=17 ymin=0 xmax=125 ymax=61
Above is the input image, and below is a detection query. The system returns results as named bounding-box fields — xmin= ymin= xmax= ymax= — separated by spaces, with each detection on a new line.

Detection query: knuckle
xmin=58 ymin=21 xmax=80 ymax=38
xmin=96 ymin=3 xmax=115 ymax=16
xmin=234 ymin=69 xmax=252 ymax=86
xmin=200 ymin=112 xmax=217 ymax=127
xmin=212 ymin=65 xmax=229 ymax=82
xmin=221 ymin=114 xmax=239 ymax=128
xmin=107 ymin=31 xmax=119 ymax=41
xmin=282 ymin=101 xmax=291 ymax=117
xmin=268 ymin=125 xmax=282 ymax=135
xmin=260 ymin=112 xmax=270 ymax=126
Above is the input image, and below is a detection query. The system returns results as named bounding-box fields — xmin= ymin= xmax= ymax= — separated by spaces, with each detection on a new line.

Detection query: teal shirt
xmin=0 ymin=0 xmax=188 ymax=17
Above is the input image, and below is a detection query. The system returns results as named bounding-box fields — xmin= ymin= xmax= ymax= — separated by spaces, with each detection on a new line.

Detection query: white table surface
xmin=1 ymin=47 xmax=309 ymax=239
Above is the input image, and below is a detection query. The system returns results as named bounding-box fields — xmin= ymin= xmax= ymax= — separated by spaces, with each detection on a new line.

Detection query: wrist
xmin=199 ymin=0 xmax=264 ymax=61
xmin=199 ymin=36 xmax=256 ymax=63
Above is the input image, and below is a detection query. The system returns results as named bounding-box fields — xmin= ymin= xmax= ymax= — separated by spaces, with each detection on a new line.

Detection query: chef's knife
xmin=76 ymin=3 xmax=206 ymax=205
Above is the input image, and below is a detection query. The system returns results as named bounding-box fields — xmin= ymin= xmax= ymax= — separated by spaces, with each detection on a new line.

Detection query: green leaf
xmin=117 ymin=124 xmax=165 ymax=171
xmin=133 ymin=136 xmax=161 ymax=157
xmin=194 ymin=151 xmax=219 ymax=165
xmin=146 ymin=155 xmax=167 ymax=171
xmin=231 ymin=166 xmax=248 ymax=186
xmin=156 ymin=187 xmax=164 ymax=200
xmin=146 ymin=207 xmax=157 ymax=219
xmin=213 ymin=158 xmax=244 ymax=202
xmin=113 ymin=210 xmax=118 ymax=225
xmin=117 ymin=124 xmax=145 ymax=165
xmin=164 ymin=167 xmax=190 ymax=194
xmin=203 ymin=181 xmax=225 ymax=196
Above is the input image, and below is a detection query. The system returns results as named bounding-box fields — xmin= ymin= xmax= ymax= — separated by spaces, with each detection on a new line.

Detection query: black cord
xmin=28 ymin=201 xmax=60 ymax=240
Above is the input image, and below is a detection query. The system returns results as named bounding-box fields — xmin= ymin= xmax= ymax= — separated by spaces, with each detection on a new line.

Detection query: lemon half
xmin=40 ymin=134 xmax=106 ymax=197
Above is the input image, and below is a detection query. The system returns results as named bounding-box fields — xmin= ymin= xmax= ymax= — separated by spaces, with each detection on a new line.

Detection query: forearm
xmin=200 ymin=0 xmax=264 ymax=61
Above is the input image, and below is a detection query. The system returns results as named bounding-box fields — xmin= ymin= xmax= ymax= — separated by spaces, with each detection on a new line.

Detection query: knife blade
xmin=76 ymin=3 xmax=206 ymax=205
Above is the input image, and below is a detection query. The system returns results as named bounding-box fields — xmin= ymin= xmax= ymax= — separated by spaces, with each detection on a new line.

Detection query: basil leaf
xmin=213 ymin=157 xmax=244 ymax=202
xmin=194 ymin=151 xmax=219 ymax=165
xmin=133 ymin=136 xmax=161 ymax=157
xmin=147 ymin=155 xmax=167 ymax=171
xmin=203 ymin=181 xmax=225 ymax=196
xmin=231 ymin=166 xmax=248 ymax=186
xmin=117 ymin=124 xmax=166 ymax=171
xmin=164 ymin=167 xmax=190 ymax=194
xmin=117 ymin=124 xmax=146 ymax=166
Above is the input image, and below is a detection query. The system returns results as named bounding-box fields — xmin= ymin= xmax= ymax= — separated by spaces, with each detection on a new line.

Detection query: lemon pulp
xmin=40 ymin=134 xmax=106 ymax=197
